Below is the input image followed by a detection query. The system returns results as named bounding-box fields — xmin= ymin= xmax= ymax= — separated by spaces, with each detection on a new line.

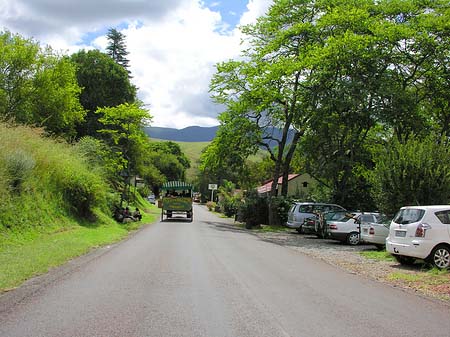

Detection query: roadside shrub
xmin=217 ymin=180 xmax=241 ymax=217
xmin=270 ymin=196 xmax=291 ymax=225
xmin=62 ymin=171 xmax=105 ymax=218
xmin=4 ymin=150 xmax=35 ymax=192
xmin=237 ymin=190 xmax=268 ymax=228
xmin=206 ymin=201 xmax=216 ymax=211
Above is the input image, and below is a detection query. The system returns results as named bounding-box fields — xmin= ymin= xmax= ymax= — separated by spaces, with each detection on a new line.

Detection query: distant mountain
xmin=144 ymin=126 xmax=219 ymax=142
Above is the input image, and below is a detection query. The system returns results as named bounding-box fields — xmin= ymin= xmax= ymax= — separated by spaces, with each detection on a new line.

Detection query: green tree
xmin=0 ymin=31 xmax=84 ymax=138
xmin=106 ymin=28 xmax=131 ymax=76
xmin=96 ymin=103 xmax=150 ymax=196
xmin=147 ymin=141 xmax=191 ymax=182
xmin=370 ymin=136 xmax=450 ymax=215
xmin=293 ymin=0 xmax=449 ymax=208
xmin=71 ymin=49 xmax=136 ymax=137
xmin=210 ymin=0 xmax=323 ymax=201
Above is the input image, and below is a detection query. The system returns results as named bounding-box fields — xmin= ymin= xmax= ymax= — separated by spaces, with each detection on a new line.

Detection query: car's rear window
xmin=297 ymin=204 xmax=345 ymax=213
xmin=326 ymin=211 xmax=348 ymax=221
xmin=376 ymin=215 xmax=391 ymax=225
xmin=393 ymin=208 xmax=425 ymax=224
xmin=435 ymin=210 xmax=450 ymax=224
xmin=360 ymin=214 xmax=376 ymax=223
xmin=289 ymin=204 xmax=297 ymax=213
xmin=298 ymin=205 xmax=315 ymax=213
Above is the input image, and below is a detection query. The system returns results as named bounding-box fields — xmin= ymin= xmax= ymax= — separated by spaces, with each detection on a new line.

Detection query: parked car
xmin=286 ymin=202 xmax=346 ymax=233
xmin=302 ymin=210 xmax=348 ymax=238
xmin=386 ymin=205 xmax=450 ymax=269
xmin=327 ymin=212 xmax=381 ymax=245
xmin=360 ymin=214 xmax=391 ymax=249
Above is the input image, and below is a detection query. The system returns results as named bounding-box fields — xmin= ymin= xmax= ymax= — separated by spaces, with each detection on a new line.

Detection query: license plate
xmin=362 ymin=228 xmax=368 ymax=234
xmin=395 ymin=230 xmax=406 ymax=237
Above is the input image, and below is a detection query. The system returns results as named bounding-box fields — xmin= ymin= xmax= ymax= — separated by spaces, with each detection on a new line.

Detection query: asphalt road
xmin=1 ymin=204 xmax=450 ymax=337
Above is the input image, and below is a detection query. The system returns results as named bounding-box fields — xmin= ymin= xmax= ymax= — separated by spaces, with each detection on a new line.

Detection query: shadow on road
xmin=203 ymin=221 xmax=248 ymax=234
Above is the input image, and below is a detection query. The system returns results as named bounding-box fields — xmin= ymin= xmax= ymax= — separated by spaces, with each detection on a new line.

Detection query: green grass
xmin=360 ymin=250 xmax=395 ymax=261
xmin=256 ymin=224 xmax=293 ymax=233
xmin=0 ymin=203 xmax=160 ymax=292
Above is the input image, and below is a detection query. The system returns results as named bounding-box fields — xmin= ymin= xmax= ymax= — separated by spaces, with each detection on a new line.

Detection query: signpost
xmin=208 ymin=183 xmax=218 ymax=202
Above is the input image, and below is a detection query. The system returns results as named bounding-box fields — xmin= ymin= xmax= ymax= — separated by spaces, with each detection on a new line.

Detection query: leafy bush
xmin=206 ymin=201 xmax=216 ymax=211
xmin=61 ymin=170 xmax=106 ymax=218
xmin=270 ymin=196 xmax=292 ymax=225
xmin=370 ymin=136 xmax=450 ymax=215
xmin=237 ymin=190 xmax=268 ymax=228
xmin=218 ymin=180 xmax=241 ymax=217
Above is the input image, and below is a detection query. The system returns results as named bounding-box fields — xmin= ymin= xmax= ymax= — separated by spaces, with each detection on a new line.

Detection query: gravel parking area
xmin=253 ymin=229 xmax=450 ymax=304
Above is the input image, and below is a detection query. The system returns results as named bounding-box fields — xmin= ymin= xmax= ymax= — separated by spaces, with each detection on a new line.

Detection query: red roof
xmin=257 ymin=174 xmax=300 ymax=194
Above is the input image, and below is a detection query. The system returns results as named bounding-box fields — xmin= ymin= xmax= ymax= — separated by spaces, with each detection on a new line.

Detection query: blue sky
xmin=203 ymin=0 xmax=249 ymax=29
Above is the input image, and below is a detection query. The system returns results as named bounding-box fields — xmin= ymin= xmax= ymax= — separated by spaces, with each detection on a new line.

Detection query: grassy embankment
xmin=360 ymin=249 xmax=449 ymax=300
xmin=0 ymin=123 xmax=160 ymax=292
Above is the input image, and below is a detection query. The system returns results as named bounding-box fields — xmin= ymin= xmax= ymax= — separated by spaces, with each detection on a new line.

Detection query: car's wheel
xmin=393 ymin=255 xmax=415 ymax=265
xmin=296 ymin=228 xmax=303 ymax=234
xmin=429 ymin=245 xmax=450 ymax=269
xmin=346 ymin=232 xmax=360 ymax=245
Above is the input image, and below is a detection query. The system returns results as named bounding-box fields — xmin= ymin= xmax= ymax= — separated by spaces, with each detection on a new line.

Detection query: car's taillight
xmin=369 ymin=227 xmax=375 ymax=235
xmin=329 ymin=224 xmax=337 ymax=230
xmin=415 ymin=223 xmax=431 ymax=237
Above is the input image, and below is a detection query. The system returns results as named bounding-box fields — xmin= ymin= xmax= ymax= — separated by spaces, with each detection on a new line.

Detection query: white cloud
xmin=240 ymin=0 xmax=272 ymax=26
xmin=0 ymin=0 xmax=275 ymax=128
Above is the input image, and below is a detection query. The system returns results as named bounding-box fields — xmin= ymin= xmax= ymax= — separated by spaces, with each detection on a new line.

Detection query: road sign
xmin=208 ymin=184 xmax=218 ymax=202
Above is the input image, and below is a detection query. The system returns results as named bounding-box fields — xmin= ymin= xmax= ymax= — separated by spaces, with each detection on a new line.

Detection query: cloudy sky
xmin=0 ymin=0 xmax=273 ymax=128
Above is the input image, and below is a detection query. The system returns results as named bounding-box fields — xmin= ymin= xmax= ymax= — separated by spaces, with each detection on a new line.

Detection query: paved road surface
xmin=1 ymin=204 xmax=449 ymax=337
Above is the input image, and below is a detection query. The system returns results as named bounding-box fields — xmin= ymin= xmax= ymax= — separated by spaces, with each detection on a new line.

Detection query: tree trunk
xmin=268 ymin=158 xmax=282 ymax=226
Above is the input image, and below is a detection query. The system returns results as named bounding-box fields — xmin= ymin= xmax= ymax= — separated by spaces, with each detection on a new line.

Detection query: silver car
xmin=286 ymin=202 xmax=346 ymax=233
xmin=360 ymin=214 xmax=391 ymax=249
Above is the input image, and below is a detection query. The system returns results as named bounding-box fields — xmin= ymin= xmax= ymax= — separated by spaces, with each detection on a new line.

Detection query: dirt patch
xmin=254 ymin=230 xmax=450 ymax=304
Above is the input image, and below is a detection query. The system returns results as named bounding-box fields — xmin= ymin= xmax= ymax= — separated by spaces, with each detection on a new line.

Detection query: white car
xmin=327 ymin=212 xmax=380 ymax=245
xmin=360 ymin=215 xmax=391 ymax=249
xmin=386 ymin=205 xmax=450 ymax=269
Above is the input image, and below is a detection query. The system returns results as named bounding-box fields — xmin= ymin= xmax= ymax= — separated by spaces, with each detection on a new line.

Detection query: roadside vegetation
xmin=386 ymin=268 xmax=450 ymax=301
xmin=0 ymin=29 xmax=189 ymax=290
xmin=0 ymin=123 xmax=161 ymax=292
xmin=202 ymin=0 xmax=450 ymax=228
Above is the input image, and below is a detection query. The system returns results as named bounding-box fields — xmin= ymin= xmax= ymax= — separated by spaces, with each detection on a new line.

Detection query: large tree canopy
xmin=0 ymin=31 xmax=84 ymax=139
xmin=206 ymin=0 xmax=450 ymax=216
xmin=71 ymin=49 xmax=136 ymax=138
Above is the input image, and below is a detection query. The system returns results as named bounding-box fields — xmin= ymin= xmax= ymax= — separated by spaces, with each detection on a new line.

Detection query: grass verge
xmin=360 ymin=250 xmax=450 ymax=301
xmin=0 ymin=203 xmax=160 ymax=293
xmin=360 ymin=250 xmax=395 ymax=261
xmin=256 ymin=224 xmax=293 ymax=233
xmin=387 ymin=268 xmax=450 ymax=301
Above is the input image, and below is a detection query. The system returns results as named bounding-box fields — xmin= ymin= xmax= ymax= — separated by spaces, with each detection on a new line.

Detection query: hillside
xmin=144 ymin=126 xmax=218 ymax=142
